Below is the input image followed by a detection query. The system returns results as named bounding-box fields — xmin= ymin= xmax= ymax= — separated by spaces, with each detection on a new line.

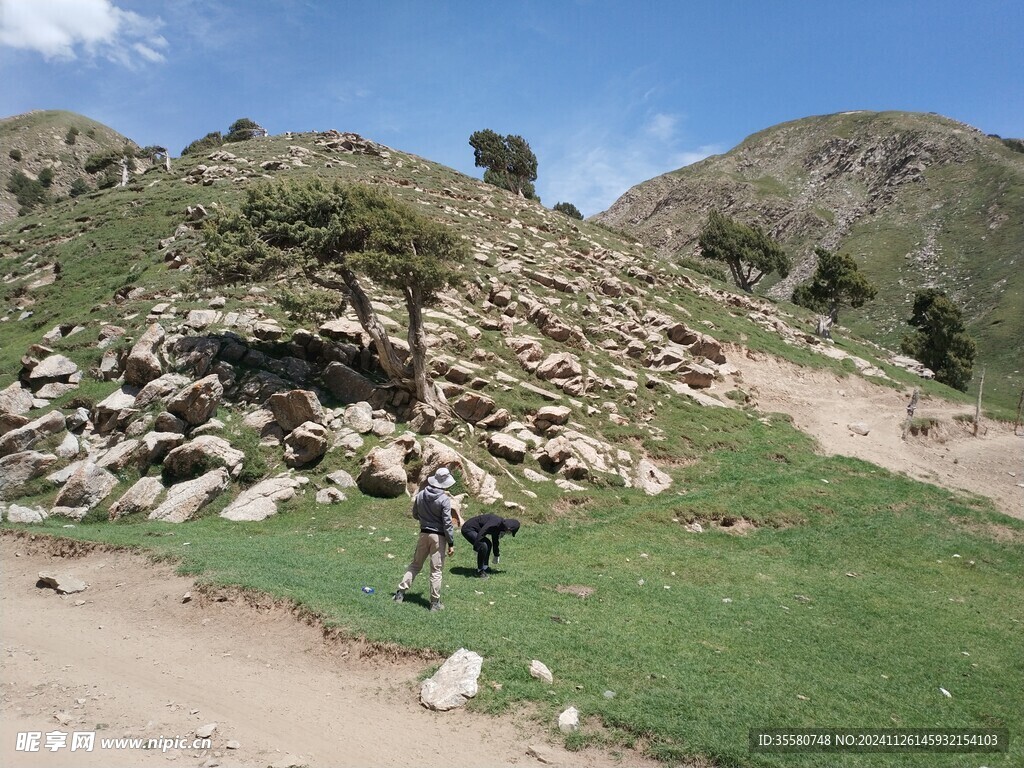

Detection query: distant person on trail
xmin=393 ymin=468 xmax=457 ymax=612
xmin=461 ymin=514 xmax=520 ymax=579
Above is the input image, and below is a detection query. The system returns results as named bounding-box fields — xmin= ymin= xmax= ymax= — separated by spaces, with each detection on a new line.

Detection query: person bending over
xmin=461 ymin=513 xmax=520 ymax=579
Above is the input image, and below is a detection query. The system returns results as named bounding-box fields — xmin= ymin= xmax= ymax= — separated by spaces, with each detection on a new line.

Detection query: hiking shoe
xmin=429 ymin=601 xmax=445 ymax=612
xmin=476 ymin=570 xmax=489 ymax=579
xmin=392 ymin=590 xmax=405 ymax=603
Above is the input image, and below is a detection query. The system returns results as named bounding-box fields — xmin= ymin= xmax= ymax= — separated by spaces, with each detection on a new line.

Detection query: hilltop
xmin=595 ymin=111 xmax=1024 ymax=412
xmin=1 ymin=112 xmax=1022 ymax=768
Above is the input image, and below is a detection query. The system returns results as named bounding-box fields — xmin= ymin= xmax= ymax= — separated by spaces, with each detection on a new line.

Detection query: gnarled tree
xmin=792 ymin=247 xmax=877 ymax=336
xmin=697 ymin=209 xmax=790 ymax=292
xmin=469 ymin=129 xmax=539 ymax=199
xmin=200 ymin=180 xmax=467 ymax=410
xmin=901 ymin=289 xmax=976 ymax=392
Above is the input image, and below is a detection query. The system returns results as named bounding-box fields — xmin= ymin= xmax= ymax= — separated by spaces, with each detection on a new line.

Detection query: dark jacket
xmin=461 ymin=514 xmax=519 ymax=558
xmin=412 ymin=485 xmax=454 ymax=546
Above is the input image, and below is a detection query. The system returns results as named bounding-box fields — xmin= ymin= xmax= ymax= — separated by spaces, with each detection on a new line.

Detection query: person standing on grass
xmin=460 ymin=513 xmax=520 ymax=579
xmin=393 ymin=468 xmax=457 ymax=612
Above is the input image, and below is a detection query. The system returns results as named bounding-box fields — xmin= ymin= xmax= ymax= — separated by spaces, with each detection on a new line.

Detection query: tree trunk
xmin=403 ymin=285 xmax=449 ymax=413
xmin=973 ymin=367 xmax=985 ymax=436
xmin=338 ymin=266 xmax=412 ymax=384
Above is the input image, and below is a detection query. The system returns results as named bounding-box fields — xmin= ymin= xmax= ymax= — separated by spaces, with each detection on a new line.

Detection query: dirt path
xmin=1 ymin=537 xmax=657 ymax=768
xmin=733 ymin=348 xmax=1023 ymax=519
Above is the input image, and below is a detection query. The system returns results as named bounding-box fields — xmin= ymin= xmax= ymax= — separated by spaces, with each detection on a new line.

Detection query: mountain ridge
xmin=595 ymin=110 xmax=1024 ymax=410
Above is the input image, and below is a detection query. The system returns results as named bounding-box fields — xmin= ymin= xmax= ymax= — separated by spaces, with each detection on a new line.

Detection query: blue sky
xmin=1 ymin=0 xmax=1022 ymax=216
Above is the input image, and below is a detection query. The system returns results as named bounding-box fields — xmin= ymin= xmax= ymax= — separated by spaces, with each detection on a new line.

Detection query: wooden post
xmin=1014 ymin=388 xmax=1023 ymax=436
xmin=973 ymin=368 xmax=985 ymax=437
xmin=902 ymin=387 xmax=919 ymax=441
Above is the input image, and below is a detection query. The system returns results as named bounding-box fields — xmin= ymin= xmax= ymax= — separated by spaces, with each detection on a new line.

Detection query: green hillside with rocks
xmin=1 ymin=112 xmax=1022 ymax=767
xmin=596 ymin=111 xmax=1024 ymax=412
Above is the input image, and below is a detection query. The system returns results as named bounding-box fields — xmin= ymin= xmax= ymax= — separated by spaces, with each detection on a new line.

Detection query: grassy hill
xmin=1 ymin=113 xmax=1022 ymax=767
xmin=0 ymin=110 xmax=140 ymax=222
xmin=595 ymin=111 xmax=1024 ymax=413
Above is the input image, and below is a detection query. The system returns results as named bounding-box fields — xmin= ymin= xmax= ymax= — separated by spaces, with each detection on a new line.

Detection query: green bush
xmin=7 ymin=170 xmax=49 ymax=213
xmin=8 ymin=148 xmax=22 ymax=162
xmin=181 ymin=131 xmax=223 ymax=157
xmin=38 ymin=167 xmax=54 ymax=188
xmin=84 ymin=148 xmax=122 ymax=174
xmin=69 ymin=177 xmax=90 ymax=198
xmin=65 ymin=126 xmax=80 ymax=145
xmin=553 ymin=201 xmax=584 ymax=220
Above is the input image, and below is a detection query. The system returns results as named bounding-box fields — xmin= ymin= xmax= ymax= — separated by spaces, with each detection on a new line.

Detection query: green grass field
xmin=7 ymin=413 xmax=1021 ymax=768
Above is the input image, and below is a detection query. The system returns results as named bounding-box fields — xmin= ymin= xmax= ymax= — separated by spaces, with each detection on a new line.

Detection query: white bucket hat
xmin=427 ymin=467 xmax=456 ymax=489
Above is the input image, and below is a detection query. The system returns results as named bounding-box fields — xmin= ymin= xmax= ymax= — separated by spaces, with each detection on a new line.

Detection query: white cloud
xmin=0 ymin=0 xmax=166 ymax=65
xmin=540 ymin=111 xmax=725 ymax=217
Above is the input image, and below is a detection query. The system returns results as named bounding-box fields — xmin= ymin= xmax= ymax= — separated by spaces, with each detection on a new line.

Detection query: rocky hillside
xmin=596 ymin=111 xmax=1024 ymax=410
xmin=0 ymin=113 xmax=964 ymax=527
xmin=0 ymin=110 xmax=140 ymax=223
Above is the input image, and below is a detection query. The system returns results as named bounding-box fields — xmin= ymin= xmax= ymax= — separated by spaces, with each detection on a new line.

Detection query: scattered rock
xmin=343 ymin=401 xmax=375 ymax=433
xmin=325 ymin=469 xmax=357 ymax=488
xmin=124 ymin=323 xmax=166 ymax=386
xmin=52 ymin=462 xmax=118 ymax=511
xmin=0 ymin=382 xmax=34 ymax=415
xmin=486 ymin=433 xmax=528 ymax=464
xmin=6 ymin=503 xmax=47 ymax=523
xmin=38 ymin=571 xmax=87 ymax=594
xmin=316 ymin=487 xmax=346 ymax=505
xmin=357 ymin=442 xmax=409 ymax=498
xmin=529 ymin=659 xmax=553 ymax=684
xmin=453 ymin=392 xmax=496 ymax=424
xmin=163 ymin=436 xmax=245 ymax=480
xmin=635 ymin=459 xmax=672 ymax=495
xmin=848 ymin=422 xmax=871 ymax=436
xmin=195 ymin=723 xmax=217 ymax=739
xmin=420 ymin=648 xmax=483 ymax=711
xmin=558 ymin=706 xmax=580 ymax=733
xmin=0 ymin=451 xmax=58 ymax=497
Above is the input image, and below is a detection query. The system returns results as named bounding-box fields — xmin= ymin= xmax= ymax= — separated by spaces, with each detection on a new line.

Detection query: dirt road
xmin=1 ymin=536 xmax=654 ymax=768
xmin=734 ymin=348 xmax=1023 ymax=519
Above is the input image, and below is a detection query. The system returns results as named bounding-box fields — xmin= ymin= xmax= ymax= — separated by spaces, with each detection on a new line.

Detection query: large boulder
xmin=357 ymin=442 xmax=409 ymax=498
xmin=134 ymin=373 xmax=193 ymax=410
xmin=0 ymin=451 xmax=58 ymax=498
xmin=93 ymin=385 xmax=140 ymax=434
xmin=109 ymin=477 xmax=165 ymax=520
xmin=268 ymin=390 xmax=325 ymax=433
xmin=283 ymin=421 xmax=329 ymax=468
xmin=453 ymin=392 xmax=496 ymax=424
xmin=52 ymin=462 xmax=118 ymax=512
xmin=96 ymin=439 xmax=148 ymax=472
xmin=27 ymin=354 xmax=79 ymax=382
xmin=124 ymin=323 xmax=166 ymax=386
xmin=0 ymin=382 xmax=34 ymax=416
xmin=323 ymin=362 xmax=380 ymax=405
xmin=343 ymin=401 xmax=375 ymax=434
xmin=162 ymin=435 xmax=245 ymax=480
xmin=148 ymin=468 xmax=230 ymax=523
xmin=687 ymin=333 xmax=727 ymax=365
xmin=0 ymin=410 xmax=66 ymax=458
xmin=220 ymin=474 xmax=306 ymax=521
xmin=678 ymin=363 xmax=716 ymax=389
xmin=420 ymin=648 xmax=483 ymax=711
xmin=536 ymin=353 xmax=582 ymax=381
xmin=541 ymin=436 xmax=573 ymax=466
xmin=167 ymin=374 xmax=224 ymax=426
xmin=6 ymin=503 xmax=48 ymax=523
xmin=486 ymin=433 xmax=528 ymax=464
xmin=419 ymin=438 xmax=501 ymax=504
xmin=534 ymin=405 xmax=571 ymax=431
xmin=635 ymin=459 xmax=672 ymax=495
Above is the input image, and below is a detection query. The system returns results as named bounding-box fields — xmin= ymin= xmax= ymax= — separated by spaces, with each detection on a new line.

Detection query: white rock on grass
xmin=529 ymin=659 xmax=553 ymax=684
xmin=558 ymin=706 xmax=580 ymax=733
xmin=420 ymin=648 xmax=483 ymax=711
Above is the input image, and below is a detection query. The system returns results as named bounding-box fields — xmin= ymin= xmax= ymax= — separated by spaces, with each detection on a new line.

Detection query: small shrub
xmin=553 ymin=201 xmax=584 ymax=220
xmin=69 ymin=177 xmax=90 ymax=198
xmin=38 ymin=167 xmax=54 ymax=188
xmin=8 ymin=148 xmax=22 ymax=162
xmin=181 ymin=131 xmax=223 ymax=156
xmin=65 ymin=126 xmax=80 ymax=145
xmin=84 ymin=148 xmax=122 ymax=174
xmin=7 ymin=170 xmax=48 ymax=213
xmin=677 ymin=256 xmax=728 ymax=282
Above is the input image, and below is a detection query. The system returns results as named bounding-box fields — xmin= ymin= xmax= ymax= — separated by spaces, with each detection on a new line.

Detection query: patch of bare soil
xmin=732 ymin=348 xmax=1024 ymax=520
xmin=0 ymin=535 xmax=661 ymax=768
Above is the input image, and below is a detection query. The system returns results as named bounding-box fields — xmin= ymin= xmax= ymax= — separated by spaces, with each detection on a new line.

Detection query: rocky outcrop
xmin=163 ymin=436 xmax=245 ymax=480
xmin=0 ymin=410 xmax=66 ymax=457
xmin=52 ymin=462 xmax=118 ymax=517
xmin=0 ymin=451 xmax=58 ymax=498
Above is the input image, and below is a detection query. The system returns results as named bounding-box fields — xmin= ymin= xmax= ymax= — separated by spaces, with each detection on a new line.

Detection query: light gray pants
xmin=398 ymin=533 xmax=446 ymax=602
